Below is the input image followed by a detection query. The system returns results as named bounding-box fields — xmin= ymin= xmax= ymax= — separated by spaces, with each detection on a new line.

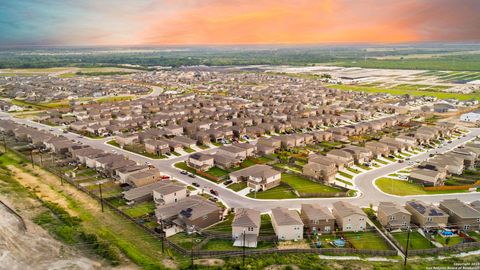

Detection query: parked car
xmin=429 ymin=154 xmax=435 ymax=157
xmin=188 ymin=173 xmax=196 ymax=178
xmin=161 ymin=175 xmax=170 ymax=180
xmin=448 ymin=141 xmax=452 ymax=143
xmin=224 ymin=180 xmax=233 ymax=185
xmin=398 ymin=175 xmax=407 ymax=180
xmin=180 ymin=170 xmax=188 ymax=175
xmin=208 ymin=197 xmax=218 ymax=203
xmin=192 ymin=182 xmax=200 ymax=187
xmin=398 ymin=159 xmax=404 ymax=163
xmin=210 ymin=189 xmax=219 ymax=196
xmin=388 ymin=155 xmax=395 ymax=159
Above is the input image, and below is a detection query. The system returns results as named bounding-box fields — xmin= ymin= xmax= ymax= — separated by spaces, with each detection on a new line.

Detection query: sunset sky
xmin=1 ymin=0 xmax=479 ymax=46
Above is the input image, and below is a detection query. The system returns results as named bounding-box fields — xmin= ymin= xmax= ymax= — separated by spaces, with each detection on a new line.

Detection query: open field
xmin=281 ymin=173 xmax=342 ymax=194
xmin=328 ymin=84 xmax=480 ymax=100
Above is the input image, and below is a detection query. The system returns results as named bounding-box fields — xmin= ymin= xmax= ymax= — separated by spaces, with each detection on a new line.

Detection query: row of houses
xmin=232 ymin=198 xmax=480 ymax=248
xmin=303 ymin=123 xmax=457 ymax=184
xmin=410 ymin=141 xmax=480 ymax=186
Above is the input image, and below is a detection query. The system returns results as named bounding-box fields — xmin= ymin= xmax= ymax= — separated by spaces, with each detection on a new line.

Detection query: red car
xmin=161 ymin=175 xmax=170 ymax=180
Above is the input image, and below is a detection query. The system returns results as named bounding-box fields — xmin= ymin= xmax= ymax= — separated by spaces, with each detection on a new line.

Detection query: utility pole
xmin=30 ymin=149 xmax=35 ymax=168
xmin=404 ymin=228 xmax=411 ymax=267
xmin=242 ymin=229 xmax=246 ymax=266
xmin=98 ymin=183 xmax=104 ymax=212
xmin=160 ymin=219 xmax=164 ymax=253
xmin=190 ymin=226 xmax=196 ymax=270
xmin=2 ymin=135 xmax=6 ymax=153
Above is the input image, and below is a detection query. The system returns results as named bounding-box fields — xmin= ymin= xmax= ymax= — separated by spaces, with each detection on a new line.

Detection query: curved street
xmin=2 ymin=111 xmax=479 ymax=212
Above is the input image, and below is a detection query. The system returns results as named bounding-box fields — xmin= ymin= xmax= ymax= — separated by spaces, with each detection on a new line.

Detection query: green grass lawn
xmin=327 ymin=83 xmax=480 ymax=101
xmin=434 ymin=235 xmax=465 ymax=246
xmin=246 ymin=185 xmax=297 ymax=199
xmin=174 ymin=162 xmax=196 ymax=173
xmin=206 ymin=215 xmax=233 ymax=233
xmin=357 ymin=164 xmax=371 ymax=170
xmin=183 ymin=147 xmax=195 ymax=153
xmin=467 ymin=231 xmax=480 ymax=242
xmin=206 ymin=166 xmax=229 ymax=177
xmin=120 ymin=201 xmax=155 ymax=218
xmin=335 ymin=178 xmax=352 ymax=186
xmin=240 ymin=159 xmax=256 ymax=168
xmin=338 ymin=171 xmax=353 ymax=179
xmin=227 ymin=181 xmax=248 ymax=192
xmin=375 ymin=159 xmax=388 ymax=165
xmin=392 ymin=231 xmax=435 ymax=250
xmin=281 ymin=173 xmax=342 ymax=194
xmin=259 ymin=214 xmax=275 ymax=236
xmin=346 ymin=167 xmax=361 ymax=174
xmin=343 ymin=232 xmax=390 ymax=250
xmin=197 ymin=144 xmax=210 ymax=150
xmin=168 ymin=232 xmax=205 ymax=250
xmin=375 ymin=178 xmax=468 ymax=196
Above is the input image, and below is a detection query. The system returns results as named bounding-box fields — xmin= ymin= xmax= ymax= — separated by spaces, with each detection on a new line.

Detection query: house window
xmin=389 ymin=216 xmax=395 ymax=221
xmin=202 ymin=215 xmax=208 ymax=220
xmin=464 ymin=225 xmax=470 ymax=230
xmin=402 ymin=216 xmax=406 ymax=220
xmin=427 ymin=217 xmax=433 ymax=222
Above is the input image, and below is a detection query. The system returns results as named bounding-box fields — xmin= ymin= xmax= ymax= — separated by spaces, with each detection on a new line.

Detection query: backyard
xmin=392 ymin=231 xmax=435 ymax=250
xmin=343 ymin=231 xmax=390 ymax=250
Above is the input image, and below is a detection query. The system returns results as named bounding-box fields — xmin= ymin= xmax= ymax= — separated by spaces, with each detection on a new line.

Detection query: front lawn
xmin=346 ymin=167 xmax=361 ymax=174
xmin=227 ymin=182 xmax=248 ymax=192
xmin=174 ymin=162 xmax=196 ymax=173
xmin=343 ymin=231 xmax=390 ymax=250
xmin=206 ymin=166 xmax=229 ymax=177
xmin=338 ymin=171 xmax=353 ymax=179
xmin=375 ymin=178 xmax=468 ymax=196
xmin=246 ymin=185 xmax=297 ymax=199
xmin=392 ymin=231 xmax=435 ymax=250
xmin=183 ymin=147 xmax=195 ymax=153
xmin=281 ymin=173 xmax=342 ymax=194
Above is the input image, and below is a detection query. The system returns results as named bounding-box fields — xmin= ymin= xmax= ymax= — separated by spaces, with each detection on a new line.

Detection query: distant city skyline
xmin=1 ymin=0 xmax=480 ymax=47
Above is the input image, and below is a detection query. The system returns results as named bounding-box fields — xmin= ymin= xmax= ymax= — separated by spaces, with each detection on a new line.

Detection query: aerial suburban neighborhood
xmin=1 ymin=1 xmax=480 ymax=269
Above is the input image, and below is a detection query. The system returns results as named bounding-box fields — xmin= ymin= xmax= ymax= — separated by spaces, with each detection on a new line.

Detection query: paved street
xmin=2 ymin=111 xmax=479 ymax=212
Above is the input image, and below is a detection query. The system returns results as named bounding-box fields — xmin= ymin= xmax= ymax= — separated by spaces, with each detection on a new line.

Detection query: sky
xmin=0 ymin=0 xmax=479 ymax=47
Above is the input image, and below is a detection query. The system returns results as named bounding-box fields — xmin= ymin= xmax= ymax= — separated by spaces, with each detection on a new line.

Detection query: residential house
xmin=144 ymin=139 xmax=170 ymax=155
xmin=229 ymin=164 xmax=281 ymax=191
xmin=439 ymin=199 xmax=480 ymax=231
xmin=326 ymin=149 xmax=354 ymax=169
xmin=232 ymin=208 xmax=261 ymax=248
xmin=405 ymin=200 xmax=449 ymax=229
xmin=153 ymin=182 xmax=188 ymax=206
xmin=300 ymin=204 xmax=335 ymax=233
xmin=187 ymin=153 xmax=214 ymax=171
xmin=302 ymin=155 xmax=337 ymax=183
xmin=155 ymin=195 xmax=223 ymax=234
xmin=271 ymin=207 xmax=304 ymax=241
xmin=332 ymin=201 xmax=367 ymax=232
xmin=377 ymin=202 xmax=411 ymax=230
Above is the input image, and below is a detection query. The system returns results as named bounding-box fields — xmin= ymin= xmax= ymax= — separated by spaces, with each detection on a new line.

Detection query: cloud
xmin=0 ymin=0 xmax=479 ymax=46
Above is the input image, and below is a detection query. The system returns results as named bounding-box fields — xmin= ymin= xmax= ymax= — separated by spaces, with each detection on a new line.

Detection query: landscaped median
xmin=375 ymin=177 xmax=469 ymax=196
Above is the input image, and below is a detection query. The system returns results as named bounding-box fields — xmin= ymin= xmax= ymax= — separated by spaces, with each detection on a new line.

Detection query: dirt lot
xmin=0 ymin=197 xmax=105 ymax=270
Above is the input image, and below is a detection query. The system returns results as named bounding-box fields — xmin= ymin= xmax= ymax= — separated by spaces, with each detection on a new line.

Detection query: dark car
xmin=188 ymin=173 xmax=196 ymax=178
xmin=210 ymin=189 xmax=219 ymax=196
xmin=192 ymin=182 xmax=200 ymax=187
xmin=224 ymin=180 xmax=233 ymax=185
xmin=208 ymin=197 xmax=218 ymax=203
xmin=429 ymin=153 xmax=435 ymax=157
xmin=388 ymin=155 xmax=395 ymax=159
xmin=398 ymin=159 xmax=404 ymax=163
xmin=180 ymin=170 xmax=188 ymax=175
xmin=448 ymin=141 xmax=452 ymax=143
